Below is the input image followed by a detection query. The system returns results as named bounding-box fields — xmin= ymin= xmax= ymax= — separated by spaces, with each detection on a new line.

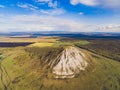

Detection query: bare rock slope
xmin=52 ymin=46 xmax=88 ymax=78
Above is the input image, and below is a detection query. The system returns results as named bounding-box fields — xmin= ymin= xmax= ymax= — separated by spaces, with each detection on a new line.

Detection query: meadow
xmin=0 ymin=36 xmax=58 ymax=43
xmin=0 ymin=36 xmax=120 ymax=90
xmin=0 ymin=46 xmax=120 ymax=90
xmin=75 ymin=39 xmax=120 ymax=62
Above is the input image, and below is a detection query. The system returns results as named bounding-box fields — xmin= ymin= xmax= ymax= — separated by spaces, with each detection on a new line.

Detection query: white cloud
xmin=70 ymin=0 xmax=120 ymax=8
xmin=40 ymin=8 xmax=65 ymax=15
xmin=48 ymin=0 xmax=58 ymax=8
xmin=36 ymin=0 xmax=58 ymax=8
xmin=79 ymin=12 xmax=84 ymax=15
xmin=84 ymin=24 xmax=120 ymax=32
xmin=70 ymin=0 xmax=98 ymax=6
xmin=17 ymin=3 xmax=28 ymax=8
xmin=0 ymin=15 xmax=85 ymax=32
xmin=17 ymin=3 xmax=38 ymax=11
xmin=0 ymin=5 xmax=5 ymax=8
xmin=98 ymin=24 xmax=120 ymax=32
xmin=17 ymin=2 xmax=64 ymax=15
xmin=0 ymin=15 xmax=120 ymax=32
xmin=102 ymin=0 xmax=120 ymax=8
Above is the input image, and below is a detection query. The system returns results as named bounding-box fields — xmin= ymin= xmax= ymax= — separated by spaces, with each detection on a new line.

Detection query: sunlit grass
xmin=0 ymin=36 xmax=58 ymax=43
xmin=29 ymin=42 xmax=54 ymax=47
xmin=0 ymin=46 xmax=120 ymax=90
xmin=53 ymin=40 xmax=90 ymax=46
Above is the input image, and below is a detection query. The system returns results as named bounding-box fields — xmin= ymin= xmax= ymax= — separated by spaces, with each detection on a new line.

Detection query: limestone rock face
xmin=52 ymin=46 xmax=88 ymax=78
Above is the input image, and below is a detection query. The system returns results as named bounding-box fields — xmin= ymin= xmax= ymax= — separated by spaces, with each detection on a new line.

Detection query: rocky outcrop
xmin=52 ymin=46 xmax=88 ymax=78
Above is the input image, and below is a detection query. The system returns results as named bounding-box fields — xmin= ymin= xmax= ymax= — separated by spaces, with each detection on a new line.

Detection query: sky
xmin=0 ymin=0 xmax=120 ymax=32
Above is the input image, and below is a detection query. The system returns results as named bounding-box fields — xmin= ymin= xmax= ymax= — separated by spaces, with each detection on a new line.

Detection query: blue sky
xmin=0 ymin=0 xmax=120 ymax=32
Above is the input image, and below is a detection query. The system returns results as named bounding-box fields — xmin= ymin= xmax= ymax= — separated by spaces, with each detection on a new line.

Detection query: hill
xmin=0 ymin=45 xmax=120 ymax=90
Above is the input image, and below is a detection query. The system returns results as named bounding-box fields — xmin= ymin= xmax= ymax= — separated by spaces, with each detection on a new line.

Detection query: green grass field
xmin=0 ymin=45 xmax=120 ymax=90
xmin=0 ymin=36 xmax=58 ymax=43
xmin=53 ymin=40 xmax=89 ymax=46
xmin=29 ymin=42 xmax=54 ymax=47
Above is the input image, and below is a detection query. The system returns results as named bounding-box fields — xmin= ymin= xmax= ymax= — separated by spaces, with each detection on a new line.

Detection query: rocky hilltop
xmin=50 ymin=46 xmax=88 ymax=78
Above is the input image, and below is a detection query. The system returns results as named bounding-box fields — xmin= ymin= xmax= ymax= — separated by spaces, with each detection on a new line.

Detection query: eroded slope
xmin=52 ymin=46 xmax=88 ymax=78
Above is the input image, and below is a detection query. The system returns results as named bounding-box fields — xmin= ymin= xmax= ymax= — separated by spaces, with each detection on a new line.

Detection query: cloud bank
xmin=70 ymin=0 xmax=120 ymax=8
xmin=0 ymin=15 xmax=84 ymax=32
xmin=0 ymin=15 xmax=120 ymax=32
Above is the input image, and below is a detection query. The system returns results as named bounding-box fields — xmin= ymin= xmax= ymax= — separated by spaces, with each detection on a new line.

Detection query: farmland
xmin=0 ymin=36 xmax=58 ymax=43
xmin=0 ymin=36 xmax=58 ymax=47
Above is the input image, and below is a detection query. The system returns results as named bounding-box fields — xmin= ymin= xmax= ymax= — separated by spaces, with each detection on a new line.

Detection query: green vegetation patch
xmin=0 ymin=46 xmax=120 ymax=90
xmin=75 ymin=39 xmax=120 ymax=62
xmin=53 ymin=40 xmax=90 ymax=46
xmin=29 ymin=42 xmax=54 ymax=47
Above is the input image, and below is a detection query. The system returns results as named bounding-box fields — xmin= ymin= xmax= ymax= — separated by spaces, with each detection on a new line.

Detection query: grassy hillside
xmin=75 ymin=39 xmax=120 ymax=62
xmin=53 ymin=40 xmax=89 ymax=46
xmin=0 ymin=46 xmax=120 ymax=90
